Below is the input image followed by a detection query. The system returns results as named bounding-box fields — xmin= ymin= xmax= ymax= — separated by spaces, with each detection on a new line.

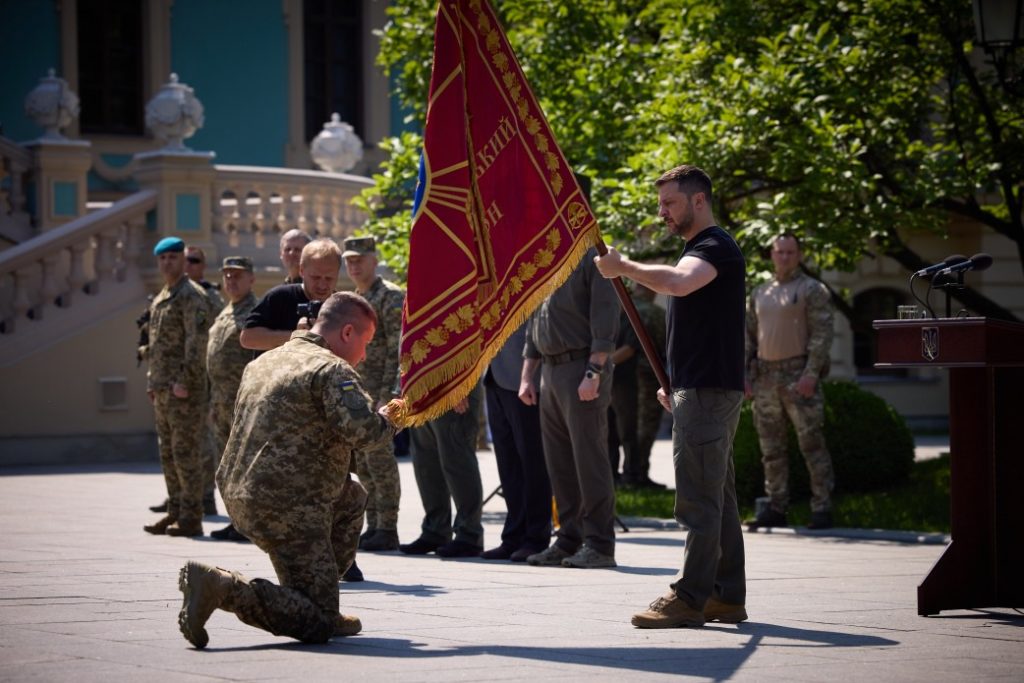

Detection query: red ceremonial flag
xmin=398 ymin=0 xmax=599 ymax=425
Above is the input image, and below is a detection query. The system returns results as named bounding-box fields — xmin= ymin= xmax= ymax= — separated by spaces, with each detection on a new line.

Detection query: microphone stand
xmin=932 ymin=273 xmax=965 ymax=318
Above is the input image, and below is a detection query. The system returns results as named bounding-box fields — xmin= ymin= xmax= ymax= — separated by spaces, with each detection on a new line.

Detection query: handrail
xmin=0 ymin=189 xmax=157 ymax=274
xmin=214 ymin=164 xmax=374 ymax=188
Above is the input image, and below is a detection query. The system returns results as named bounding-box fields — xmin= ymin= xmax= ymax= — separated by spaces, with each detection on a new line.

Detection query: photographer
xmin=240 ymin=238 xmax=342 ymax=351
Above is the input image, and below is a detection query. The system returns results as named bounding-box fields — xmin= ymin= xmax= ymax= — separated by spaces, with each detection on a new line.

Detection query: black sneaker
xmin=210 ymin=524 xmax=250 ymax=542
xmin=399 ymin=537 xmax=442 ymax=555
xmin=746 ymin=507 xmax=788 ymax=530
xmin=436 ymin=540 xmax=483 ymax=558
xmin=806 ymin=511 xmax=833 ymax=530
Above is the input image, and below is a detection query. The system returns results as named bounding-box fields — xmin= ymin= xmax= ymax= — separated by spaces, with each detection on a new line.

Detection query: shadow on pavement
xmin=206 ymin=624 xmax=899 ymax=679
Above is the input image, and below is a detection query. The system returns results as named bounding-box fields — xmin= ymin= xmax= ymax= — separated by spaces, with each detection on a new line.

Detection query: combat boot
xmin=704 ymin=596 xmax=748 ymax=623
xmin=360 ymin=529 xmax=399 ymax=552
xmin=143 ymin=515 xmax=175 ymax=535
xmin=149 ymin=498 xmax=169 ymax=513
xmin=167 ymin=522 xmax=204 ymax=537
xmin=335 ymin=613 xmax=362 ymax=637
xmin=358 ymin=528 xmax=378 ymax=550
xmin=177 ymin=562 xmax=233 ymax=649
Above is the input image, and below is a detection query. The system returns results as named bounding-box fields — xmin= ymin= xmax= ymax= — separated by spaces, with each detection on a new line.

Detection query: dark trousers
xmin=485 ymin=373 xmax=551 ymax=551
xmin=539 ymin=358 xmax=616 ymax=557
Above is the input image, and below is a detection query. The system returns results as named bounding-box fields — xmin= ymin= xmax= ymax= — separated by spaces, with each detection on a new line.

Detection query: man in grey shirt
xmin=519 ymin=247 xmax=621 ymax=568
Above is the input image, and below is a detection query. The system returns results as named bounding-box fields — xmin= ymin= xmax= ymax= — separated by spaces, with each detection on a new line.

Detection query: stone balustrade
xmin=0 ymin=136 xmax=34 ymax=243
xmin=0 ymin=189 xmax=157 ymax=334
xmin=212 ymin=165 xmax=373 ymax=252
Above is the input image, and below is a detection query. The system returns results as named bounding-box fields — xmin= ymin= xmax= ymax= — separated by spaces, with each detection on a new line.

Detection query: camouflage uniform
xmin=203 ymin=292 xmax=258 ymax=489
xmin=196 ymin=280 xmax=225 ymax=499
xmin=746 ymin=271 xmax=835 ymax=513
xmin=215 ymin=330 xmax=395 ymax=643
xmin=147 ymin=276 xmax=211 ymax=529
xmin=353 ymin=275 xmax=404 ymax=533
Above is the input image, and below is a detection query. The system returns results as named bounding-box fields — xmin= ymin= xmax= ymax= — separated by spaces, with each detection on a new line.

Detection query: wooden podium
xmin=874 ymin=317 xmax=1024 ymax=616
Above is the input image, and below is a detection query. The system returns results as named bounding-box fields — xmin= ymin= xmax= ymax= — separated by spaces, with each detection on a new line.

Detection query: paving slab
xmin=1 ymin=437 xmax=1020 ymax=682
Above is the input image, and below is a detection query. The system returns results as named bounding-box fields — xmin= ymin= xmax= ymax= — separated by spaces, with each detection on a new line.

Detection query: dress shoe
xmin=334 ymin=613 xmax=362 ymax=637
xmin=806 ymin=510 xmax=834 ymax=530
xmin=178 ymin=562 xmax=233 ymax=649
xmin=745 ymin=507 xmax=788 ymax=530
xmin=361 ymin=529 xmax=399 ymax=552
xmin=342 ymin=561 xmax=364 ymax=582
xmin=399 ymin=537 xmax=442 ymax=555
xmin=510 ymin=546 xmax=546 ymax=563
xmin=149 ymin=498 xmax=169 ymax=513
xmin=632 ymin=591 xmax=705 ymax=628
xmin=210 ymin=523 xmax=249 ymax=542
xmin=479 ymin=545 xmax=514 ymax=560
xmin=167 ymin=522 xmax=204 ymax=537
xmin=203 ymin=493 xmax=218 ymax=516
xmin=144 ymin=515 xmax=175 ymax=535
xmin=436 ymin=540 xmax=483 ymax=558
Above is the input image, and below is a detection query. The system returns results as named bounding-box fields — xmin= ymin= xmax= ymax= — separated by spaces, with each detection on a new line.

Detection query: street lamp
xmin=972 ymin=0 xmax=1024 ymax=93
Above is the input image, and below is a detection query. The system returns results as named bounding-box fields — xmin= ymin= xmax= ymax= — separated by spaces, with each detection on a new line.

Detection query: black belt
xmin=542 ymin=348 xmax=589 ymax=365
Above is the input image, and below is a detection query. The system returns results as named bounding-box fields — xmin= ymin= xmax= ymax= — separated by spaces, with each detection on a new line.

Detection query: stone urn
xmin=24 ymin=69 xmax=80 ymax=140
xmin=145 ymin=73 xmax=205 ymax=151
xmin=310 ymin=113 xmax=363 ymax=173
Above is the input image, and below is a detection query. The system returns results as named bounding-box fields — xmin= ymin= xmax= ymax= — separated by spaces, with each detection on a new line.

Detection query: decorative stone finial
xmin=310 ymin=113 xmax=364 ymax=173
xmin=145 ymin=73 xmax=205 ymax=151
xmin=24 ymin=68 xmax=80 ymax=140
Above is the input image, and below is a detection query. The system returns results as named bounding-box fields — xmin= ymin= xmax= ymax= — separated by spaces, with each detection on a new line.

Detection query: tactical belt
xmin=542 ymin=348 xmax=589 ymax=365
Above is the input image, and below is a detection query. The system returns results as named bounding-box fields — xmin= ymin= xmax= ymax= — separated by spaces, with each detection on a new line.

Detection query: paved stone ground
xmin=1 ymin=438 xmax=1021 ymax=682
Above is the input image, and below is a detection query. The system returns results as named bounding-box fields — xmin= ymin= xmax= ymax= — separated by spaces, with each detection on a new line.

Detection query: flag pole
xmin=593 ymin=239 xmax=672 ymax=396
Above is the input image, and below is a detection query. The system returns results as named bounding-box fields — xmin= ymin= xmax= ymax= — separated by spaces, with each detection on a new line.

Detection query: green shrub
xmin=733 ymin=379 xmax=915 ymax=505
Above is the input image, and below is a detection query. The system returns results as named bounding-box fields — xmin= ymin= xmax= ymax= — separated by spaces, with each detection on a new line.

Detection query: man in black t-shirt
xmin=595 ymin=164 xmax=747 ymax=630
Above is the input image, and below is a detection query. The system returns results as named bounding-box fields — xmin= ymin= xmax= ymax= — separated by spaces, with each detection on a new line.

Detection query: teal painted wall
xmin=171 ymin=0 xmax=288 ymax=167
xmin=0 ymin=0 xmax=61 ymax=143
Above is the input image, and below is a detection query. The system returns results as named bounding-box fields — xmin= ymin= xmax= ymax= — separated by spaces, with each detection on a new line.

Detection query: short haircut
xmin=280 ymin=228 xmax=313 ymax=249
xmin=316 ymin=291 xmax=377 ymax=332
xmin=655 ymin=165 xmax=714 ymax=203
xmin=773 ymin=232 xmax=802 ymax=250
xmin=300 ymin=238 xmax=342 ymax=268
xmin=185 ymin=245 xmax=206 ymax=260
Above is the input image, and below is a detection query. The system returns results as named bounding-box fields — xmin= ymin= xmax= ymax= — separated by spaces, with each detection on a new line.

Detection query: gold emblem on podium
xmin=921 ymin=327 xmax=939 ymax=361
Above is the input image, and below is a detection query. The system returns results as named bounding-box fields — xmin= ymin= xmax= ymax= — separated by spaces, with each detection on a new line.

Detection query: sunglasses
xmin=186 ymin=257 xmax=203 ymax=264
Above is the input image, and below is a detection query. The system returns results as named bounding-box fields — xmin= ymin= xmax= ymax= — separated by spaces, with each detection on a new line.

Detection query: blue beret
xmin=153 ymin=237 xmax=185 ymax=255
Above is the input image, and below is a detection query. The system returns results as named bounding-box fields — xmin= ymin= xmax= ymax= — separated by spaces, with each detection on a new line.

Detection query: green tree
xmin=361 ymin=0 xmax=1022 ymax=323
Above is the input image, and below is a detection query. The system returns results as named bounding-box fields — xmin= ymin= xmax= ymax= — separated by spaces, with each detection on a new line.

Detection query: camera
xmin=296 ymin=300 xmax=322 ymax=321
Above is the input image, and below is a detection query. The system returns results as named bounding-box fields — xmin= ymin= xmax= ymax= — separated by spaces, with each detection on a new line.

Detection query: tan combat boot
xmin=631 ymin=591 xmax=706 ymax=628
xmin=166 ymin=522 xmax=204 ymax=537
xmin=335 ymin=613 xmax=362 ymax=637
xmin=143 ymin=515 xmax=176 ymax=535
xmin=704 ymin=596 xmax=748 ymax=623
xmin=177 ymin=561 xmax=233 ymax=649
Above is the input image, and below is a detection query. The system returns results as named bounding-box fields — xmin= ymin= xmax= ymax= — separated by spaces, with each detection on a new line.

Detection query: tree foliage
xmin=360 ymin=0 xmax=1022 ymax=320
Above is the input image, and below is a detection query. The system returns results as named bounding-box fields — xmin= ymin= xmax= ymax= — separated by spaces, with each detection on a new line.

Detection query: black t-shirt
xmin=666 ymin=226 xmax=745 ymax=391
xmin=245 ymin=283 xmax=309 ymax=332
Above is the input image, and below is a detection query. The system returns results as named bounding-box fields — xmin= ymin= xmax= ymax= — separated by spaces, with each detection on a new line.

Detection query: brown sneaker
xmin=167 ymin=522 xmax=204 ymax=537
xmin=334 ymin=613 xmax=362 ymax=637
xmin=143 ymin=515 xmax=175 ymax=535
xmin=704 ymin=596 xmax=748 ymax=623
xmin=177 ymin=562 xmax=233 ymax=649
xmin=631 ymin=591 xmax=706 ymax=628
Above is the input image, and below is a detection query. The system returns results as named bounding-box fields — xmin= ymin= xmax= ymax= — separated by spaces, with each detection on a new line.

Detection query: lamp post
xmin=972 ymin=0 xmax=1024 ymax=94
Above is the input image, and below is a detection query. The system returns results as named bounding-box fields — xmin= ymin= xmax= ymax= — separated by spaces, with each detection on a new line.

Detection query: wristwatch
xmin=584 ymin=362 xmax=604 ymax=381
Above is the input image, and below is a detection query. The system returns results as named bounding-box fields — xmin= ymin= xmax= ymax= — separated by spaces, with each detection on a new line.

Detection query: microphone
xmin=914 ymin=254 xmax=967 ymax=277
xmin=937 ymin=253 xmax=993 ymax=277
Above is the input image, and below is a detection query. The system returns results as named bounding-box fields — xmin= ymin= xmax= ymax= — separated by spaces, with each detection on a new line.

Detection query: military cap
xmin=153 ymin=236 xmax=185 ymax=256
xmin=342 ymin=236 xmax=377 ymax=258
xmin=221 ymin=256 xmax=254 ymax=272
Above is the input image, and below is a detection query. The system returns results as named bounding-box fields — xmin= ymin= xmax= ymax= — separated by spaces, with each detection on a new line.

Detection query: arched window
xmin=852 ymin=287 xmax=909 ymax=377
